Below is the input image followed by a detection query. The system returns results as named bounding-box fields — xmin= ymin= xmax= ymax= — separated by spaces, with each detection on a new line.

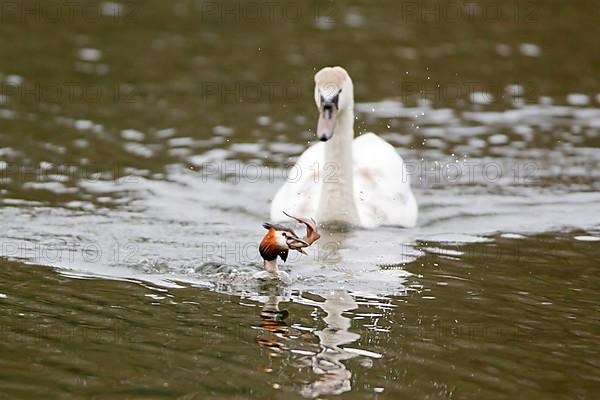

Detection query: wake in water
xmin=2 ymin=99 xmax=600 ymax=296
xmin=1 ymin=159 xmax=599 ymax=297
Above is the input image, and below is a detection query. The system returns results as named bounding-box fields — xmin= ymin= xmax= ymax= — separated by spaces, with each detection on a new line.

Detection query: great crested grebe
xmin=259 ymin=212 xmax=320 ymax=276
xmin=270 ymin=66 xmax=418 ymax=228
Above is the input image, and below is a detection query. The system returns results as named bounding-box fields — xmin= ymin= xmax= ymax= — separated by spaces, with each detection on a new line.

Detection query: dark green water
xmin=1 ymin=0 xmax=600 ymax=398
xmin=1 ymin=233 xmax=599 ymax=398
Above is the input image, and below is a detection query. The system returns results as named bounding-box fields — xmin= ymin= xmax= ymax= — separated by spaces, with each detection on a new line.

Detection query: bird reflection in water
xmin=256 ymin=287 xmax=372 ymax=398
xmin=256 ymin=286 xmax=290 ymax=351
xmin=300 ymin=290 xmax=361 ymax=398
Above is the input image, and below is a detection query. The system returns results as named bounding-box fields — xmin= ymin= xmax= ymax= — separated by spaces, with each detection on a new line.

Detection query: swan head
xmin=314 ymin=66 xmax=353 ymax=142
xmin=259 ymin=223 xmax=310 ymax=262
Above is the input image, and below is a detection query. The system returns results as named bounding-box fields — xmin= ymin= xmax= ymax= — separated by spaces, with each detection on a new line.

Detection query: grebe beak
xmin=260 ymin=214 xmax=320 ymax=263
xmin=285 ymin=234 xmax=309 ymax=254
xmin=260 ymin=223 xmax=308 ymax=262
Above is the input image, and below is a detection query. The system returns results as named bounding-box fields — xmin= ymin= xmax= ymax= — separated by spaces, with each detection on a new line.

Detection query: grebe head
xmin=314 ymin=66 xmax=353 ymax=142
xmin=259 ymin=223 xmax=309 ymax=262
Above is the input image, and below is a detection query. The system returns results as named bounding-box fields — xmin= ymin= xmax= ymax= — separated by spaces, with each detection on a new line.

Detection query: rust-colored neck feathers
xmin=259 ymin=228 xmax=288 ymax=262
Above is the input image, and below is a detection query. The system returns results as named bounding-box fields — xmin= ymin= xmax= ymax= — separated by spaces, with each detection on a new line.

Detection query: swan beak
xmin=317 ymin=103 xmax=337 ymax=142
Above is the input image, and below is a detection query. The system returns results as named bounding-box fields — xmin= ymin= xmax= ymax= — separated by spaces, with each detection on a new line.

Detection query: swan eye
xmin=320 ymin=91 xmax=341 ymax=110
xmin=332 ymin=91 xmax=340 ymax=108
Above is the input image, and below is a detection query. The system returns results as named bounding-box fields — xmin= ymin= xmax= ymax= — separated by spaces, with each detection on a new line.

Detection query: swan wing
xmin=353 ymin=133 xmax=418 ymax=227
xmin=270 ymin=143 xmax=324 ymax=221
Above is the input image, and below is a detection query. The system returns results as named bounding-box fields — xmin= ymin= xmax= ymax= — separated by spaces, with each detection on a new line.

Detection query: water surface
xmin=1 ymin=0 xmax=599 ymax=398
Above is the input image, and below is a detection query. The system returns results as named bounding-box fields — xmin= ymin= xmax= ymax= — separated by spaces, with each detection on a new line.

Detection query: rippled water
xmin=1 ymin=0 xmax=599 ymax=398
xmin=1 ymin=233 xmax=599 ymax=398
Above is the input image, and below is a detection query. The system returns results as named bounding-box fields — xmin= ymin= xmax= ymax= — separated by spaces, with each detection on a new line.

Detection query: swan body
xmin=270 ymin=67 xmax=417 ymax=228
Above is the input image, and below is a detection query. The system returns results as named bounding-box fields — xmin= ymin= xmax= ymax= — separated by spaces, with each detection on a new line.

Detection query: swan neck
xmin=318 ymin=106 xmax=359 ymax=224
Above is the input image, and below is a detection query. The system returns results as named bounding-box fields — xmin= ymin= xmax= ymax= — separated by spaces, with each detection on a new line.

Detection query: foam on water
xmin=1 ymin=155 xmax=599 ymax=298
xmin=2 ymin=98 xmax=600 ymax=297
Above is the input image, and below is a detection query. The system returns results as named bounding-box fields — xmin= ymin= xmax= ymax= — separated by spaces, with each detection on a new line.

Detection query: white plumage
xmin=270 ymin=67 xmax=417 ymax=228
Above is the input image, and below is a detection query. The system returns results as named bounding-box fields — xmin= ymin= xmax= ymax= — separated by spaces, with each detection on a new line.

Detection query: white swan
xmin=270 ymin=66 xmax=418 ymax=228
